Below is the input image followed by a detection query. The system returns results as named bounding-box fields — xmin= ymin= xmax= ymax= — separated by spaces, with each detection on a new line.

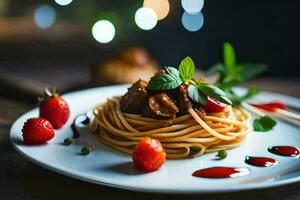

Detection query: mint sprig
xmin=206 ymin=42 xmax=268 ymax=106
xmin=206 ymin=42 xmax=276 ymax=132
xmin=208 ymin=42 xmax=267 ymax=88
xmin=253 ymin=116 xmax=277 ymax=132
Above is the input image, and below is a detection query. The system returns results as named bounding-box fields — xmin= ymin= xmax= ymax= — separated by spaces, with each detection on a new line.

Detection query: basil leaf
xmin=197 ymin=83 xmax=232 ymax=105
xmin=148 ymin=74 xmax=183 ymax=91
xmin=213 ymin=95 xmax=232 ymax=105
xmin=165 ymin=66 xmax=180 ymax=79
xmin=188 ymin=85 xmax=208 ymax=105
xmin=239 ymin=62 xmax=268 ymax=81
xmin=198 ymin=83 xmax=226 ymax=97
xmin=179 ymin=56 xmax=195 ymax=81
xmin=223 ymin=42 xmax=236 ymax=76
xmin=253 ymin=116 xmax=277 ymax=132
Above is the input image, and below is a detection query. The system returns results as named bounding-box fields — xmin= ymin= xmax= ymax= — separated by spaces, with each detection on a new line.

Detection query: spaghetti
xmin=91 ymin=96 xmax=250 ymax=159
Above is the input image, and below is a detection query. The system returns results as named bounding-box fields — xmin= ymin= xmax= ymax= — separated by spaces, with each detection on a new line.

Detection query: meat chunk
xmin=178 ymin=84 xmax=192 ymax=115
xmin=120 ymin=79 xmax=149 ymax=114
xmin=142 ymin=93 xmax=179 ymax=119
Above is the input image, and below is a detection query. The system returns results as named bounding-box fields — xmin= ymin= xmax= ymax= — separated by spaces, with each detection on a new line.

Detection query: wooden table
xmin=1 ymin=77 xmax=300 ymax=200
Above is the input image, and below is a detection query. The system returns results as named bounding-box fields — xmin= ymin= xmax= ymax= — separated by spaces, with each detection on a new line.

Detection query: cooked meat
xmin=178 ymin=84 xmax=192 ymax=115
xmin=142 ymin=93 xmax=179 ymax=119
xmin=120 ymin=79 xmax=149 ymax=114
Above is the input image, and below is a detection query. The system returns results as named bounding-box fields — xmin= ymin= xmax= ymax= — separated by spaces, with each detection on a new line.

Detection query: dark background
xmin=0 ymin=0 xmax=299 ymax=79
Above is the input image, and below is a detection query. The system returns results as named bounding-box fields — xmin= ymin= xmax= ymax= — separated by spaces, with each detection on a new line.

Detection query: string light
xmin=181 ymin=0 xmax=204 ymax=15
xmin=181 ymin=11 xmax=204 ymax=32
xmin=92 ymin=20 xmax=115 ymax=43
xmin=135 ymin=7 xmax=157 ymax=30
xmin=54 ymin=0 xmax=73 ymax=6
xmin=143 ymin=0 xmax=170 ymax=20
xmin=34 ymin=4 xmax=56 ymax=29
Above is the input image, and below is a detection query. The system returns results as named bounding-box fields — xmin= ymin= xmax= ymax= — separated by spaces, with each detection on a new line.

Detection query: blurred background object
xmin=0 ymin=0 xmax=299 ymax=102
xmin=91 ymin=46 xmax=159 ymax=85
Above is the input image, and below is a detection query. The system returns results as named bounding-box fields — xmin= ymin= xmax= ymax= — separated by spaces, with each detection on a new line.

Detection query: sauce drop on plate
xmin=268 ymin=146 xmax=300 ymax=157
xmin=71 ymin=114 xmax=90 ymax=138
xmin=245 ymin=156 xmax=278 ymax=167
xmin=192 ymin=167 xmax=250 ymax=178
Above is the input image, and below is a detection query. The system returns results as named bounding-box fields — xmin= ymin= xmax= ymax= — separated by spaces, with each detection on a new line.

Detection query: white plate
xmin=10 ymin=85 xmax=300 ymax=193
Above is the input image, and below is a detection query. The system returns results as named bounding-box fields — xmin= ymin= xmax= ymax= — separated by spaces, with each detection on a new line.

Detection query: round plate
xmin=10 ymin=85 xmax=300 ymax=193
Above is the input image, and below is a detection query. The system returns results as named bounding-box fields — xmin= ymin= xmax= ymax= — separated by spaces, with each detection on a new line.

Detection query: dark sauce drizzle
xmin=71 ymin=113 xmax=91 ymax=138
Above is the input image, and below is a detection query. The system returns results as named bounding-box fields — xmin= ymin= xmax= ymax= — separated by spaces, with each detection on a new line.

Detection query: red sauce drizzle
xmin=245 ymin=156 xmax=278 ymax=167
xmin=268 ymin=146 xmax=300 ymax=157
xmin=251 ymin=101 xmax=286 ymax=112
xmin=192 ymin=167 xmax=250 ymax=178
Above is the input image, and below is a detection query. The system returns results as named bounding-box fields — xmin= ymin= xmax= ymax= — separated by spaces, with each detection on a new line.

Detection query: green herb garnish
xmin=208 ymin=42 xmax=268 ymax=88
xmin=187 ymin=85 xmax=208 ymax=105
xmin=216 ymin=149 xmax=227 ymax=159
xmin=253 ymin=116 xmax=277 ymax=132
xmin=147 ymin=68 xmax=183 ymax=90
xmin=206 ymin=42 xmax=276 ymax=132
xmin=81 ymin=146 xmax=91 ymax=155
xmin=197 ymin=83 xmax=232 ymax=105
xmin=179 ymin=56 xmax=195 ymax=82
xmin=207 ymin=42 xmax=268 ymax=105
xmin=148 ymin=56 xmax=232 ymax=105
xmin=63 ymin=138 xmax=72 ymax=146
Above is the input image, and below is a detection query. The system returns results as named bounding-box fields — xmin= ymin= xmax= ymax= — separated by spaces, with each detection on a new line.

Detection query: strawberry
xmin=22 ymin=118 xmax=55 ymax=144
xmin=39 ymin=89 xmax=70 ymax=129
xmin=132 ymin=137 xmax=166 ymax=172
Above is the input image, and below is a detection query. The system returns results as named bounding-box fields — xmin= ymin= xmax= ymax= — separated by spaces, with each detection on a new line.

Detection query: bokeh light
xmin=143 ymin=0 xmax=170 ymax=20
xmin=135 ymin=7 xmax=157 ymax=30
xmin=181 ymin=11 xmax=204 ymax=32
xmin=34 ymin=4 xmax=56 ymax=29
xmin=92 ymin=20 xmax=115 ymax=44
xmin=181 ymin=0 xmax=204 ymax=15
xmin=54 ymin=0 xmax=73 ymax=6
